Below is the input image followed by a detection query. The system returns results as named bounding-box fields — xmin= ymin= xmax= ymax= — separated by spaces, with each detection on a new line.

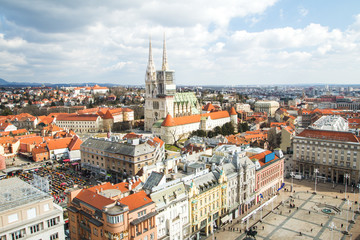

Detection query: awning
xmin=63 ymin=159 xmax=70 ymax=162
xmin=72 ymin=162 xmax=79 ymax=165
xmin=221 ymin=215 xmax=231 ymax=224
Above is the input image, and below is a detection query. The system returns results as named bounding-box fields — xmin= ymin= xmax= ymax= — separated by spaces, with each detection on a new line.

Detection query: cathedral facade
xmin=144 ymin=37 xmax=236 ymax=144
xmin=144 ymin=37 xmax=201 ymax=131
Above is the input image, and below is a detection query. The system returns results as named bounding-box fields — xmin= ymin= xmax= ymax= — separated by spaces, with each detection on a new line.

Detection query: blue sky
xmin=0 ymin=0 xmax=359 ymax=85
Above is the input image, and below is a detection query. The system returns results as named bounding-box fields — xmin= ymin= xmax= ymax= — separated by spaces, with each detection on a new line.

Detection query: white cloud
xmin=0 ymin=1 xmax=359 ymax=85
xmin=298 ymin=7 xmax=309 ymax=17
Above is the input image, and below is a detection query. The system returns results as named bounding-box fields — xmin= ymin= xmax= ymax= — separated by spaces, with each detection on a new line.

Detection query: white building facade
xmin=150 ymin=181 xmax=190 ymax=240
xmin=0 ymin=178 xmax=65 ymax=240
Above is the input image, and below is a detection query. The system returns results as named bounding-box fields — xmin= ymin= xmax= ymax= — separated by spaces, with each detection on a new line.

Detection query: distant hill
xmin=0 ymin=78 xmax=124 ymax=87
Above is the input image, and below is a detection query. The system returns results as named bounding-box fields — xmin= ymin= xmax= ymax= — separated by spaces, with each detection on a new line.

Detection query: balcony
xmin=79 ymin=222 xmax=91 ymax=233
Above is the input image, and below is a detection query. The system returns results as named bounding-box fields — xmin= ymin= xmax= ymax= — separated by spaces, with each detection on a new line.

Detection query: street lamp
xmin=329 ymin=222 xmax=335 ymax=240
xmin=314 ymin=169 xmax=319 ymax=194
xmin=358 ymin=184 xmax=360 ymax=213
xmin=346 ymin=199 xmax=351 ymax=232
xmin=345 ymin=174 xmax=350 ymax=200
xmin=290 ymin=171 xmax=295 ymax=193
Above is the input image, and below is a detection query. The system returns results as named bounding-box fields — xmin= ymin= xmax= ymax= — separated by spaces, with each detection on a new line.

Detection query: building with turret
xmin=144 ymin=37 xmax=237 ymax=143
xmin=144 ymin=36 xmax=201 ymax=132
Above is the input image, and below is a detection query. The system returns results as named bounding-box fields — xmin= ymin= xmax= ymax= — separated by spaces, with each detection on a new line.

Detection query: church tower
xmin=144 ymin=35 xmax=176 ymax=131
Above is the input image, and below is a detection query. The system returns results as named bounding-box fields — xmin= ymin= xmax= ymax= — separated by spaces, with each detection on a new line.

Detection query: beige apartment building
xmin=254 ymin=101 xmax=279 ymax=117
xmin=293 ymin=129 xmax=360 ymax=184
xmin=0 ymin=177 xmax=65 ymax=240
xmin=80 ymin=137 xmax=165 ymax=179
xmin=56 ymin=114 xmax=102 ymax=133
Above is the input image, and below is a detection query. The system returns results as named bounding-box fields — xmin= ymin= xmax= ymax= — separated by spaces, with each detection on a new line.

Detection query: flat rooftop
xmin=0 ymin=177 xmax=51 ymax=212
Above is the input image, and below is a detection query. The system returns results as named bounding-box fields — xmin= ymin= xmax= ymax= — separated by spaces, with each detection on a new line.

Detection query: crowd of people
xmin=14 ymin=165 xmax=89 ymax=204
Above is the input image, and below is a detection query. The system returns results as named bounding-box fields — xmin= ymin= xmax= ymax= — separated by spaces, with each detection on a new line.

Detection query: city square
xmin=207 ymin=178 xmax=360 ymax=240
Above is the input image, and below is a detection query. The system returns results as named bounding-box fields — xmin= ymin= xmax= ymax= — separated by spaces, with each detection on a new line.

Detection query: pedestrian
xmin=309 ymin=211 xmax=310 ymax=214
xmin=299 ymin=232 xmax=302 ymax=236
xmin=341 ymin=224 xmax=343 ymax=228
xmin=311 ymin=229 xmax=312 ymax=232
xmin=262 ymin=226 xmax=264 ymax=230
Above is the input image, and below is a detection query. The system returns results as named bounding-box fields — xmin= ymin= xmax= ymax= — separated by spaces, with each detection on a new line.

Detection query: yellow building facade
xmin=188 ymin=170 xmax=227 ymax=238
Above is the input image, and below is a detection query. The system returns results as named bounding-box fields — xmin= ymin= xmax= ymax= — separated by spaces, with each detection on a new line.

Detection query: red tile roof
xmin=123 ymin=132 xmax=142 ymax=140
xmin=161 ymin=114 xmax=176 ymax=127
xmin=68 ymin=136 xmax=82 ymax=151
xmin=162 ymin=111 xmax=230 ymax=127
xmin=56 ymin=114 xmax=99 ymax=121
xmin=119 ymin=190 xmax=153 ymax=211
xmin=32 ymin=143 xmax=48 ymax=154
xmin=147 ymin=137 xmax=164 ymax=148
xmin=229 ymin=107 xmax=237 ymax=115
xmin=76 ymin=189 xmax=115 ymax=210
xmin=47 ymin=137 xmax=72 ymax=150
xmin=88 ymin=180 xmax=142 ymax=194
xmin=297 ymin=129 xmax=359 ymax=143
xmin=203 ymin=103 xmax=215 ymax=112
xmin=250 ymin=150 xmax=279 ymax=167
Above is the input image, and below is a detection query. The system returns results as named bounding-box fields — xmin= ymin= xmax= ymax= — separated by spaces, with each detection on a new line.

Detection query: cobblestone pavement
xmin=205 ymin=178 xmax=360 ymax=240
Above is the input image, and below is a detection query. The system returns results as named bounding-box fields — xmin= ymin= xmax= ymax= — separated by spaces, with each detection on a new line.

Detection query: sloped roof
xmin=119 ymin=190 xmax=153 ymax=211
xmin=229 ymin=107 xmax=237 ymax=115
xmin=81 ymin=138 xmax=156 ymax=156
xmin=161 ymin=111 xmax=230 ymax=127
xmin=297 ymin=129 xmax=359 ymax=143
xmin=88 ymin=180 xmax=142 ymax=194
xmin=32 ymin=143 xmax=48 ymax=154
xmin=203 ymin=103 xmax=215 ymax=112
xmin=161 ymin=114 xmax=176 ymax=127
xmin=68 ymin=136 xmax=82 ymax=151
xmin=250 ymin=150 xmax=279 ymax=167
xmin=47 ymin=137 xmax=72 ymax=150
xmin=75 ymin=189 xmax=115 ymax=210
xmin=143 ymin=172 xmax=164 ymax=191
xmin=56 ymin=114 xmax=99 ymax=121
xmin=103 ymin=110 xmax=113 ymax=119
xmin=123 ymin=132 xmax=142 ymax=140
xmin=147 ymin=137 xmax=164 ymax=148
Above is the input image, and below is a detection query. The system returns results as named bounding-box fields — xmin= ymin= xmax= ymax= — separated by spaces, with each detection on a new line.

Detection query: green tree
xmin=191 ymin=130 xmax=206 ymax=137
xmin=1 ymin=107 xmax=13 ymax=116
xmin=267 ymin=128 xmax=281 ymax=150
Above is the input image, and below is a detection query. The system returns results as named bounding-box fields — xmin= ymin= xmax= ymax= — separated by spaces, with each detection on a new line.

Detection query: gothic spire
xmin=146 ymin=36 xmax=156 ymax=81
xmin=162 ymin=33 xmax=169 ymax=71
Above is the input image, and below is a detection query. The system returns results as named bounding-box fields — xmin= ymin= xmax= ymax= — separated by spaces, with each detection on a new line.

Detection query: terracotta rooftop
xmin=56 ymin=114 xmax=99 ymax=121
xmin=250 ymin=150 xmax=280 ymax=167
xmin=119 ymin=190 xmax=153 ymax=211
xmin=75 ymin=189 xmax=115 ymax=210
xmin=88 ymin=180 xmax=142 ymax=195
xmin=297 ymin=129 xmax=359 ymax=143
xmin=203 ymin=103 xmax=216 ymax=112
xmin=162 ymin=111 xmax=230 ymax=127
xmin=229 ymin=107 xmax=237 ymax=115
xmin=68 ymin=136 xmax=82 ymax=151
xmin=147 ymin=137 xmax=164 ymax=148
xmin=47 ymin=137 xmax=73 ymax=150
xmin=161 ymin=114 xmax=176 ymax=127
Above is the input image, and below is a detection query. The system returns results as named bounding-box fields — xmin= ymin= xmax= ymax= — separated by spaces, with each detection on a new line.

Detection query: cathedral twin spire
xmin=146 ymin=34 xmax=169 ymax=81
xmin=162 ymin=34 xmax=169 ymax=71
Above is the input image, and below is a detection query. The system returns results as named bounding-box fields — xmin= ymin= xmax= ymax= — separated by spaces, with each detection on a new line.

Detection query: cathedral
xmin=144 ymin=37 xmax=236 ymax=144
xmin=144 ymin=37 xmax=201 ymax=131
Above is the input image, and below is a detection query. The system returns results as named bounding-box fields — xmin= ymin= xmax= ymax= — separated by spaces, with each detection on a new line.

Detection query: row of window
xmin=8 ymin=205 xmax=50 ymax=224
xmin=107 ymin=214 xmax=124 ymax=224
xmin=1 ymin=225 xmax=59 ymax=240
